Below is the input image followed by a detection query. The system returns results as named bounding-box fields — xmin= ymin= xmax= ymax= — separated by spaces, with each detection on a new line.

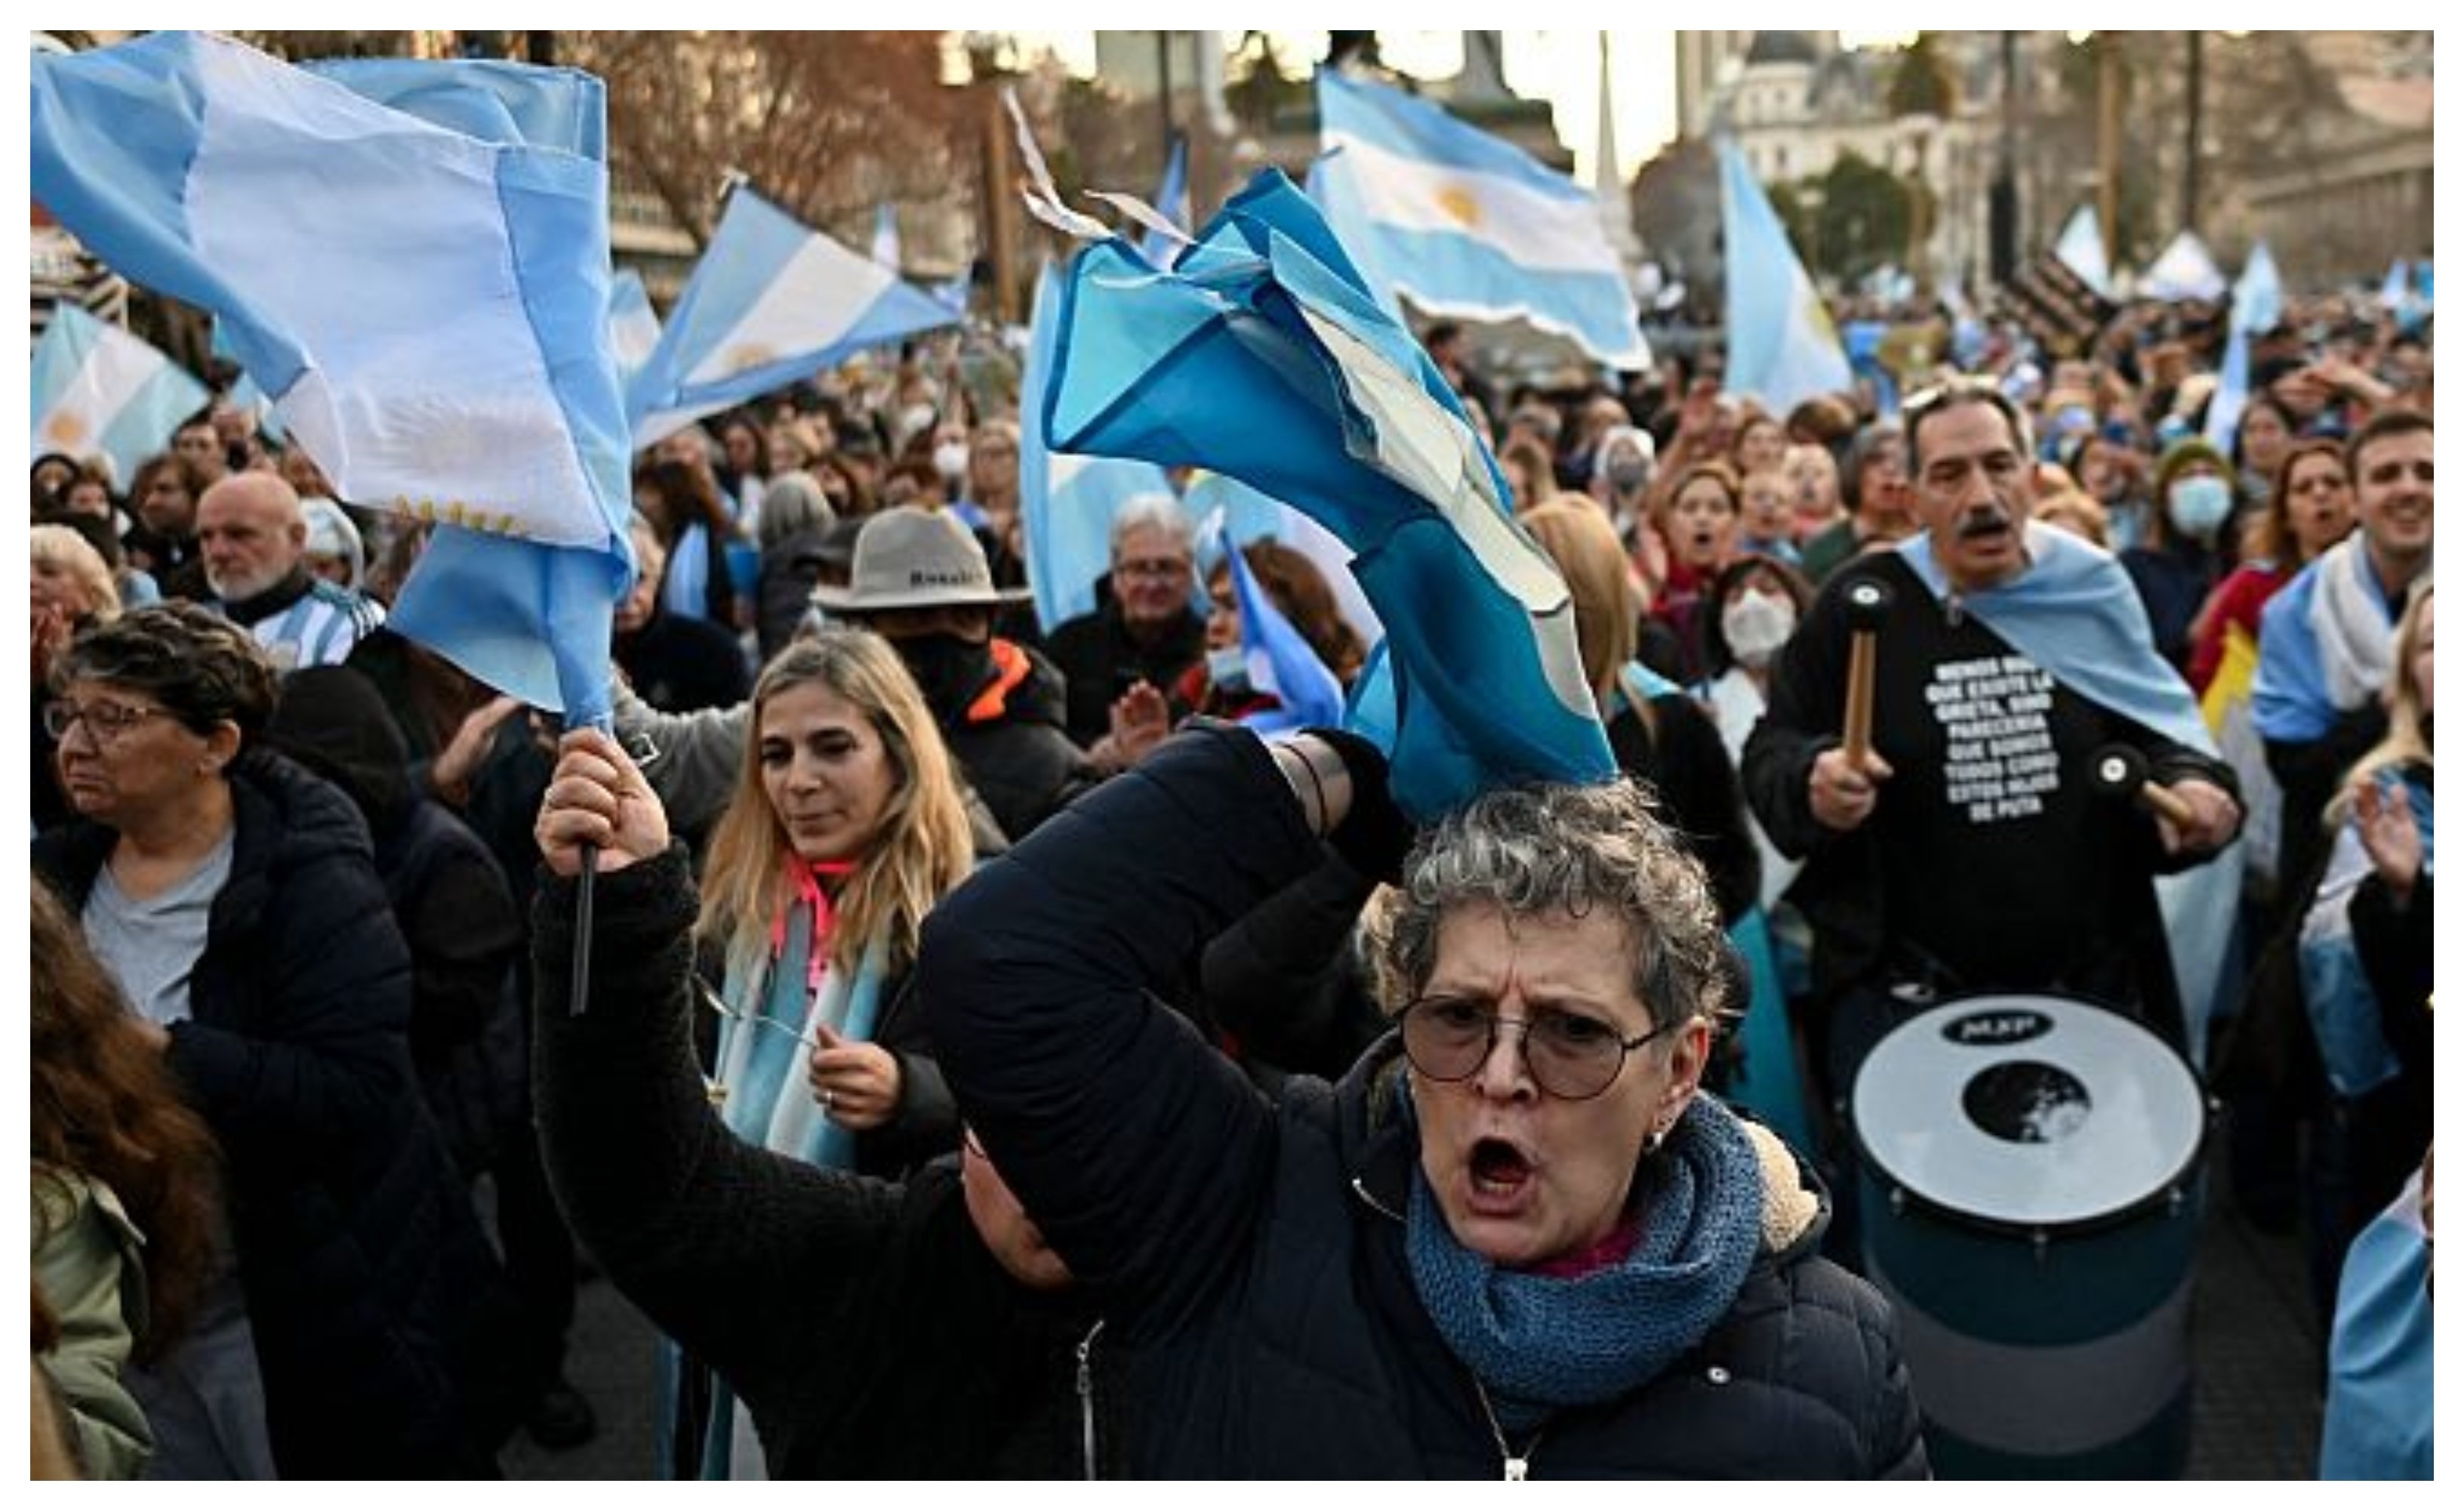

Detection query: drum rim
xmin=1849 ymin=991 xmax=2210 ymax=1237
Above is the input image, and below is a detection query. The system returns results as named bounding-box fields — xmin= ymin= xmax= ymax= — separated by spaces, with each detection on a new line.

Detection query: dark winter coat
xmin=942 ymin=637 xmax=1101 ymax=844
xmin=921 ymin=725 xmax=1927 ymax=1478
xmin=531 ymin=846 xmax=1117 ymax=1477
xmin=35 ymin=749 xmax=516 ymax=1476
xmin=1043 ymin=578 xmax=1206 ymax=748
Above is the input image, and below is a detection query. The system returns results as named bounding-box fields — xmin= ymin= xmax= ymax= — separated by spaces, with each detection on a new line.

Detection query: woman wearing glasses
xmin=32 ymin=603 xmax=512 ymax=1476
xmin=918 ymin=723 xmax=1924 ymax=1478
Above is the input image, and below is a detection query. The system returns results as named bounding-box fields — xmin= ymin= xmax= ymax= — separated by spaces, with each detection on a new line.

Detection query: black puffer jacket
xmin=922 ymin=725 xmax=1927 ymax=1478
xmin=942 ymin=637 xmax=1101 ymax=844
xmin=531 ymin=846 xmax=1119 ymax=1477
xmin=35 ymin=750 xmax=516 ymax=1477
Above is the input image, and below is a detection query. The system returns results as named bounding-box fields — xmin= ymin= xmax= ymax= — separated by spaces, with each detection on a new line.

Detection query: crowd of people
xmin=29 ymin=258 xmax=2432 ymax=1479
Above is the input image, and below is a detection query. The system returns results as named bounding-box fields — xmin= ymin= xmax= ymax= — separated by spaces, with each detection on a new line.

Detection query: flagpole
xmin=571 ymin=849 xmax=597 ymax=1017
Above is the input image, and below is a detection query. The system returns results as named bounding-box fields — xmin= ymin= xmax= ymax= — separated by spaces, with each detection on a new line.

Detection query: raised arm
xmin=919 ymin=723 xmax=1338 ymax=1335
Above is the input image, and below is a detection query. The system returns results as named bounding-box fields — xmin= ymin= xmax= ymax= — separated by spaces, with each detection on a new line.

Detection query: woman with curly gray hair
xmin=917 ymin=719 xmax=1924 ymax=1478
xmin=34 ymin=603 xmax=514 ymax=1476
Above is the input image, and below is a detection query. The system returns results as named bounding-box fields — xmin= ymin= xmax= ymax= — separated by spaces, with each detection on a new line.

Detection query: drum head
xmin=1852 ymin=995 xmax=2204 ymax=1230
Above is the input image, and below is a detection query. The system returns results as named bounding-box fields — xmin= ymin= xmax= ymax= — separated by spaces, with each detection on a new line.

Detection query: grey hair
xmin=1904 ymin=378 xmax=2034 ymax=478
xmin=756 ymin=469 xmax=836 ymax=550
xmin=1373 ymin=778 xmax=1738 ymax=1037
xmin=1110 ymin=492 xmax=1194 ymax=554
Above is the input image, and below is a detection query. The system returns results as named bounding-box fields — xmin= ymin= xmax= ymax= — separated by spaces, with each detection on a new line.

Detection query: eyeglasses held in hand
xmin=695 ymin=977 xmax=818 ymax=1053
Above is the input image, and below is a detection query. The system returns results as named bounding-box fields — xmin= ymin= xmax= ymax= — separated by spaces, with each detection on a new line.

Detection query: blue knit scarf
xmin=1403 ymin=1093 xmax=1764 ymax=1433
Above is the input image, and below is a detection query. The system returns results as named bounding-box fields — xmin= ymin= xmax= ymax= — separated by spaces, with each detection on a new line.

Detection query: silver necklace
xmin=1470 ymin=1377 xmax=1542 ymax=1481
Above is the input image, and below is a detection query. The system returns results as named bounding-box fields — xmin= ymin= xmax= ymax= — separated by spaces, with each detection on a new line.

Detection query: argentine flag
xmin=1225 ymin=537 xmax=1346 ymax=735
xmin=1018 ymin=261 xmax=1178 ymax=634
xmin=2053 ymin=204 xmax=2113 ymax=299
xmin=626 ymin=185 xmax=960 ymax=446
xmin=1139 ymin=135 xmax=1192 ymax=270
xmin=30 ymin=304 xmax=210 ymax=491
xmin=1308 ymin=69 xmax=1648 ymax=371
xmin=1187 ymin=471 xmax=1384 ymax=652
xmin=1040 ymin=168 xmax=1613 ymax=819
xmin=32 ymin=32 xmax=634 ymax=723
xmin=1717 ymin=138 xmax=1852 ymax=414
xmin=606 ymin=270 xmax=663 ymax=385
xmin=2142 ymin=230 xmax=2228 ymax=304
xmin=870 ymin=202 xmax=902 ymax=270
xmin=2204 ymin=240 xmax=2282 ymax=451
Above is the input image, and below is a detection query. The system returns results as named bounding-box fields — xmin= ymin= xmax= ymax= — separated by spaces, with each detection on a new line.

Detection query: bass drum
xmin=1850 ymin=994 xmax=2208 ymax=1479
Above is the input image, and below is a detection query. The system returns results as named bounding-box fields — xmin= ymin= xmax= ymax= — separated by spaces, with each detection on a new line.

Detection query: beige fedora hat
xmin=809 ymin=504 xmax=1032 ymax=612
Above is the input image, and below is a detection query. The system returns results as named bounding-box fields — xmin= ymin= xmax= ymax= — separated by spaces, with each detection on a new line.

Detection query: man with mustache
xmin=1742 ymin=378 xmax=2241 ymax=1247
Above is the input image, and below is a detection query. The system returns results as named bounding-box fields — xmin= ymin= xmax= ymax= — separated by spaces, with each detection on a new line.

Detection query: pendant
xmin=1502 ymin=1456 xmax=1528 ymax=1482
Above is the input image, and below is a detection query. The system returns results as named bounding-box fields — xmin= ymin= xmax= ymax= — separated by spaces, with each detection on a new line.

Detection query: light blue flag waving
xmin=1717 ymin=138 xmax=1853 ymax=414
xmin=2233 ymin=240 xmax=2284 ymax=335
xmin=1018 ymin=261 xmax=1178 ymax=634
xmin=209 ymin=320 xmax=289 ymax=446
xmin=1186 ymin=470 xmax=1383 ymax=652
xmin=308 ymin=53 xmax=606 ymax=159
xmin=2204 ymin=322 xmax=2251 ymax=454
xmin=1040 ymin=168 xmax=1613 ymax=818
xmin=626 ymin=185 xmax=960 ymax=443
xmin=30 ymin=304 xmax=211 ymax=490
xmin=2053 ymin=203 xmax=2112 ymax=298
xmin=1139 ymin=135 xmax=1191 ymax=270
xmin=2379 ymin=257 xmax=2411 ymax=313
xmin=605 ymin=270 xmax=663 ymax=384
xmin=1225 ymin=536 xmax=1347 ymax=735
xmin=32 ymin=32 xmax=634 ymax=724
xmin=2204 ymin=241 xmax=2282 ymax=452
xmin=870 ymin=202 xmax=902 ymax=270
xmin=1309 ymin=69 xmax=1648 ymax=370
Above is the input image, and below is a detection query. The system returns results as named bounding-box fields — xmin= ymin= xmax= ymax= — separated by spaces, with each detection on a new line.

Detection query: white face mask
xmin=934 ymin=442 xmax=971 ymax=483
xmin=1721 ymin=590 xmax=1797 ymax=668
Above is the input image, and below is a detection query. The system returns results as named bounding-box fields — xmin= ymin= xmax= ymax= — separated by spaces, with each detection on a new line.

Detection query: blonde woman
xmin=695 ymin=628 xmax=976 ymax=1176
xmin=661 ymin=627 xmax=975 ymax=1477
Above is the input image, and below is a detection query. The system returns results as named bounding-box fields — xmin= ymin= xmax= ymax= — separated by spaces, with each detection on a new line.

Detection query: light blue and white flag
xmin=208 ymin=319 xmax=288 ymax=447
xmin=2233 ymin=240 xmax=2284 ymax=335
xmin=2379 ymin=257 xmax=2412 ymax=313
xmin=30 ymin=304 xmax=210 ymax=489
xmin=32 ymin=31 xmax=633 ymax=723
xmin=309 ymin=52 xmax=606 ymax=159
xmin=626 ymin=184 xmax=959 ymax=444
xmin=1018 ymin=261 xmax=1178 ymax=633
xmin=1039 ymin=167 xmax=1613 ymax=818
xmin=605 ymin=270 xmax=663 ymax=384
xmin=870 ymin=202 xmax=902 ymax=270
xmin=2204 ymin=240 xmax=2283 ymax=452
xmin=1717 ymin=138 xmax=1852 ymax=415
xmin=1225 ymin=536 xmax=1346 ymax=735
xmin=1139 ymin=135 xmax=1191 ymax=270
xmin=1187 ymin=470 xmax=1382 ymax=650
xmin=1308 ymin=69 xmax=1648 ymax=370
xmin=2142 ymin=229 xmax=2228 ymax=304
xmin=2053 ymin=203 xmax=2111 ymax=298
xmin=2203 ymin=322 xmax=2251 ymax=453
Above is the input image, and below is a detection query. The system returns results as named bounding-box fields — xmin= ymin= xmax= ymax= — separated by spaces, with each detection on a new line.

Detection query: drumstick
xmin=1841 ymin=578 xmax=1895 ymax=768
xmin=2088 ymin=745 xmax=2197 ymax=828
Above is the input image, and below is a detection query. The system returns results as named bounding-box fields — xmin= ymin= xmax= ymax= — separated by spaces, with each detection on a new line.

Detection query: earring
xmin=1643 ymin=1123 xmax=1667 ymax=1155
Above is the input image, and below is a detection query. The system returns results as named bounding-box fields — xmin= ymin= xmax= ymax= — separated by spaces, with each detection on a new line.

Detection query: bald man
xmin=196 ymin=471 xmax=385 ymax=672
